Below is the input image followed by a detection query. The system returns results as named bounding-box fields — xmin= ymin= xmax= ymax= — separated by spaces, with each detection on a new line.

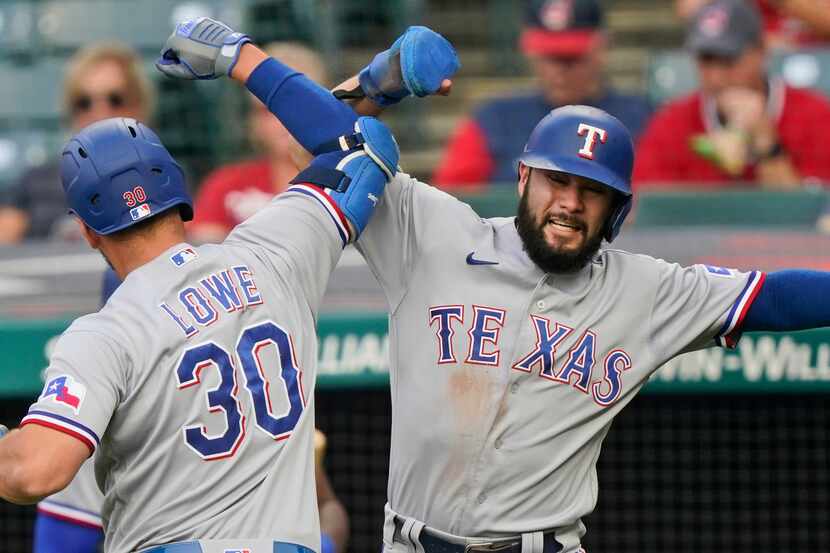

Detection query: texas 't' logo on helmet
xmin=577 ymin=123 xmax=608 ymax=160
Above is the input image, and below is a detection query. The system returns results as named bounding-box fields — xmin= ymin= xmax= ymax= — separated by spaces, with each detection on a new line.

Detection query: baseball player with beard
xmin=0 ymin=22 xmax=401 ymax=553
xmin=162 ymin=17 xmax=830 ymax=553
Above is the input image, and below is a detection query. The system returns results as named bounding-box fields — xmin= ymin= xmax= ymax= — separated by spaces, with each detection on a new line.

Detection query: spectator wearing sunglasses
xmin=0 ymin=42 xmax=154 ymax=243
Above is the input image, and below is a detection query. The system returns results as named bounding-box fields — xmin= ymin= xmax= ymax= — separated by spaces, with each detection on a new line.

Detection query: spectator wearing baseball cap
xmin=634 ymin=0 xmax=830 ymax=188
xmin=677 ymin=0 xmax=830 ymax=50
xmin=433 ymin=0 xmax=652 ymax=188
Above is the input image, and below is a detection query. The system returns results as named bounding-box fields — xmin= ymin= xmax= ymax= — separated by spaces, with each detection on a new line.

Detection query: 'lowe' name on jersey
xmin=22 ymin=188 xmax=348 ymax=553
xmin=159 ymin=262 xmax=264 ymax=337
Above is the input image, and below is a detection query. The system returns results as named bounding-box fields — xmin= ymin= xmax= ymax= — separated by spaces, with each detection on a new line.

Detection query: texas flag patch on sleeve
xmin=41 ymin=375 xmax=86 ymax=414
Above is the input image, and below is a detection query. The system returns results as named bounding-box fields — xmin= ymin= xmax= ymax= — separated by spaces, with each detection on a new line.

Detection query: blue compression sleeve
xmin=34 ymin=512 xmax=103 ymax=553
xmin=245 ymin=58 xmax=358 ymax=154
xmin=742 ymin=270 xmax=830 ymax=331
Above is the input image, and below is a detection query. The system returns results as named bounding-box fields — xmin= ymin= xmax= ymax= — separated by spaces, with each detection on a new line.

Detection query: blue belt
xmin=142 ymin=541 xmax=315 ymax=553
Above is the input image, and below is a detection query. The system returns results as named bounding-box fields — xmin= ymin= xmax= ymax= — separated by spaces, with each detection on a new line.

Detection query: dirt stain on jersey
xmin=448 ymin=365 xmax=495 ymax=433
xmin=443 ymin=364 xmax=495 ymax=483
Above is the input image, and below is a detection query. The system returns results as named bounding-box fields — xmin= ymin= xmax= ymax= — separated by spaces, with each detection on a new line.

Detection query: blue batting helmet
xmin=60 ymin=117 xmax=193 ymax=235
xmin=519 ymin=105 xmax=634 ymax=242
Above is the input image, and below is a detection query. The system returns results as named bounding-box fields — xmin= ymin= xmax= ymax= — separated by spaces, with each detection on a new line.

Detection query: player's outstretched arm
xmin=157 ymin=19 xmax=457 ymax=157
xmin=742 ymin=270 xmax=830 ymax=332
xmin=0 ymin=424 xmax=88 ymax=504
xmin=158 ymin=19 xmax=360 ymax=157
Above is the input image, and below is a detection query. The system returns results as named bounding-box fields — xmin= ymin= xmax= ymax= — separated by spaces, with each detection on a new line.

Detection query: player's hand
xmin=156 ymin=17 xmax=250 ymax=80
xmin=358 ymin=26 xmax=460 ymax=106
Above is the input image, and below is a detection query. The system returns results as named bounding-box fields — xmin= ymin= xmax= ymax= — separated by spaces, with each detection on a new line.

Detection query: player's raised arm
xmin=156 ymin=18 xmax=461 ymax=311
xmin=217 ymin=114 xmax=400 ymax=314
xmin=155 ymin=18 xmax=458 ymax=157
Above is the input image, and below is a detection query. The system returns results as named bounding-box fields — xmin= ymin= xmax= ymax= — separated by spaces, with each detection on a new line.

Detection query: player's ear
xmin=517 ymin=163 xmax=531 ymax=198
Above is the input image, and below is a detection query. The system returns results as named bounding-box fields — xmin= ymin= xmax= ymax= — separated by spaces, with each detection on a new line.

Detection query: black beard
xmin=515 ymin=187 xmax=604 ymax=274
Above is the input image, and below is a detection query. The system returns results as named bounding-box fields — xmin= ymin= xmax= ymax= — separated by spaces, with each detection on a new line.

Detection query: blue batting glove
xmin=358 ymin=26 xmax=459 ymax=106
xmin=156 ymin=17 xmax=250 ymax=80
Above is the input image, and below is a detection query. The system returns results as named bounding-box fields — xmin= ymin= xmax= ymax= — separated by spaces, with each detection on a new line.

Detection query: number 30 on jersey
xmin=175 ymin=320 xmax=305 ymax=460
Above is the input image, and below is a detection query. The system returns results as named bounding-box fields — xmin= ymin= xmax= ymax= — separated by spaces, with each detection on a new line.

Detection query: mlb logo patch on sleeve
xmin=171 ymin=247 xmax=199 ymax=267
xmin=705 ymin=265 xmax=735 ymax=277
xmin=41 ymin=375 xmax=86 ymax=414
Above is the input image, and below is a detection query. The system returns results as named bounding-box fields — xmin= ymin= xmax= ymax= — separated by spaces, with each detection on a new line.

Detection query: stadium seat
xmin=0 ymin=60 xmax=63 ymax=120
xmin=770 ymin=48 xmax=830 ymax=97
xmin=645 ymin=50 xmax=698 ymax=107
xmin=634 ymin=188 xmax=829 ymax=229
xmin=0 ymin=130 xmax=63 ymax=189
xmin=0 ymin=2 xmax=36 ymax=55
xmin=36 ymin=0 xmax=245 ymax=52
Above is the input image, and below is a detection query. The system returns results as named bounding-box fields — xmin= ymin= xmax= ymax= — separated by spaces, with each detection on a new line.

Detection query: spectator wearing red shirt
xmin=189 ymin=42 xmax=326 ymax=242
xmin=432 ymin=0 xmax=652 ymax=188
xmin=676 ymin=0 xmax=830 ymax=49
xmin=635 ymin=0 xmax=830 ymax=188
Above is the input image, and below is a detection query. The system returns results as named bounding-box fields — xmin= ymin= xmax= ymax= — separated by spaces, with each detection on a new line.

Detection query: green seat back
xmin=634 ymin=188 xmax=829 ymax=228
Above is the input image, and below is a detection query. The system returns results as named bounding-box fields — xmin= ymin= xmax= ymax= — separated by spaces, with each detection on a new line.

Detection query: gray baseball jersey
xmin=356 ymin=172 xmax=765 ymax=550
xmin=38 ymin=457 xmax=104 ymax=529
xmin=22 ymin=184 xmax=352 ymax=553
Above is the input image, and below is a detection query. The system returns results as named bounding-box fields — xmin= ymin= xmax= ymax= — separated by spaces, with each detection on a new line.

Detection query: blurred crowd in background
xmin=3 ymin=0 xmax=830 ymax=245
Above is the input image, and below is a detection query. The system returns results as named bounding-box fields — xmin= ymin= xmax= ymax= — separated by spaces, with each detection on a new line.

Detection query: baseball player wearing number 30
xmin=187 ymin=20 xmax=830 ymax=553
xmin=0 ymin=20 xmax=403 ymax=553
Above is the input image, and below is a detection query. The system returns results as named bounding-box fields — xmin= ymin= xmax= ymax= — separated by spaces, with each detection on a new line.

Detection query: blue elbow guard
xmin=357 ymin=26 xmax=460 ymax=106
xmin=291 ymin=116 xmax=399 ymax=237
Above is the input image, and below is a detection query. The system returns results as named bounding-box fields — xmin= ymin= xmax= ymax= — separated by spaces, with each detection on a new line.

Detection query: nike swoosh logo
xmin=466 ymin=252 xmax=499 ymax=266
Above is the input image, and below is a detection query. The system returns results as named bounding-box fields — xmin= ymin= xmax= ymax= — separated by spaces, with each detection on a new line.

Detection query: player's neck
xmin=106 ymin=227 xmax=188 ymax=280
